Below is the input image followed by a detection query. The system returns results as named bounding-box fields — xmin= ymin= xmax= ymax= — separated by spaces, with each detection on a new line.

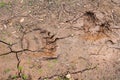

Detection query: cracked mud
xmin=0 ymin=0 xmax=120 ymax=80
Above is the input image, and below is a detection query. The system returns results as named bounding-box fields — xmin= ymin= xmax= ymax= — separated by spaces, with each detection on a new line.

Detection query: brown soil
xmin=0 ymin=0 xmax=120 ymax=80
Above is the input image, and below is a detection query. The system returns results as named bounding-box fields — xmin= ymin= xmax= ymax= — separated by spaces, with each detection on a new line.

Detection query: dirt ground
xmin=0 ymin=0 xmax=120 ymax=80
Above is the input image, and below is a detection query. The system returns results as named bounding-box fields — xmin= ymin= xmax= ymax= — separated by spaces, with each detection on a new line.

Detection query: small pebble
xmin=66 ymin=73 xmax=71 ymax=79
xmin=71 ymin=34 xmax=74 ymax=37
xmin=20 ymin=0 xmax=24 ymax=3
xmin=20 ymin=18 xmax=25 ymax=23
xmin=3 ymin=24 xmax=7 ymax=29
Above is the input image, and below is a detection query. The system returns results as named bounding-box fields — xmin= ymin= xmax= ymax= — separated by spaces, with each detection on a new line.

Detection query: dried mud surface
xmin=0 ymin=0 xmax=120 ymax=80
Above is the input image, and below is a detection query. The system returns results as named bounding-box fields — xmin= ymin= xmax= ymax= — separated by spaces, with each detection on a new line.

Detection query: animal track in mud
xmin=0 ymin=28 xmax=59 ymax=59
xmin=82 ymin=11 xmax=112 ymax=41
xmin=21 ymin=28 xmax=58 ymax=57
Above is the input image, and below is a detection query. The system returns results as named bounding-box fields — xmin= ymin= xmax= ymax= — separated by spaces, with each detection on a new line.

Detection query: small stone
xmin=3 ymin=24 xmax=7 ymax=29
xmin=20 ymin=18 xmax=25 ymax=23
xmin=71 ymin=34 xmax=74 ymax=37
xmin=66 ymin=73 xmax=71 ymax=79
xmin=28 ymin=11 xmax=31 ymax=13
xmin=20 ymin=0 xmax=24 ymax=3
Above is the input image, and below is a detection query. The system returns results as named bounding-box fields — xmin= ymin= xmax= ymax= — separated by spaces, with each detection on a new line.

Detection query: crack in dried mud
xmin=39 ymin=66 xmax=97 ymax=80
